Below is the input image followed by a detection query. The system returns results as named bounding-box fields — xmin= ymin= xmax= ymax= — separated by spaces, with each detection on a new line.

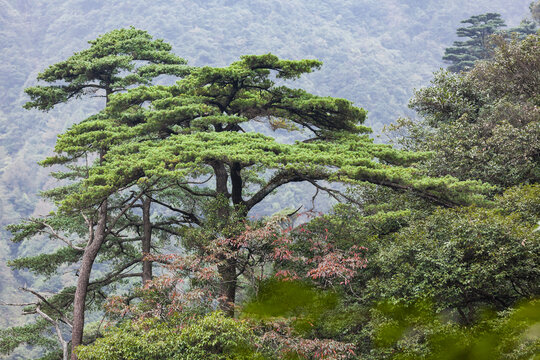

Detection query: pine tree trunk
xmin=211 ymin=160 xmax=238 ymax=316
xmin=142 ymin=196 xmax=153 ymax=283
xmin=70 ymin=200 xmax=107 ymax=359
xmin=71 ymin=96 xmax=111 ymax=358
xmin=218 ymin=258 xmax=237 ymax=317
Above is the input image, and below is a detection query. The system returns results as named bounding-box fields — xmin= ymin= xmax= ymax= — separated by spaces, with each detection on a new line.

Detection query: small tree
xmin=443 ymin=13 xmax=506 ymax=72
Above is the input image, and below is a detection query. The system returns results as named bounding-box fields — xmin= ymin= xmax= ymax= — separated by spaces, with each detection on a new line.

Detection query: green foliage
xmin=366 ymin=185 xmax=539 ymax=321
xmin=24 ymin=27 xmax=189 ymax=111
xmin=243 ymin=279 xmax=339 ymax=335
xmin=369 ymin=299 xmax=540 ymax=360
xmin=47 ymin=49 xmax=486 ymax=360
xmin=58 ymin=53 xmax=490 ymax=218
xmin=8 ymin=246 xmax=82 ymax=277
xmin=443 ymin=13 xmax=506 ymax=72
xmin=469 ymin=34 xmax=540 ymax=105
xmin=285 ymin=181 xmax=539 ymax=358
xmin=76 ymin=312 xmax=267 ymax=360
xmin=407 ymin=71 xmax=480 ymax=127
xmin=0 ymin=319 xmax=58 ymax=356
xmin=402 ymin=33 xmax=540 ymax=188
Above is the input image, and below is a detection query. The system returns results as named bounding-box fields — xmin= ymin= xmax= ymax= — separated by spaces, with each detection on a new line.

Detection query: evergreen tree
xmin=5 ymin=28 xmax=189 ymax=360
xmin=443 ymin=13 xmax=506 ymax=72
xmin=72 ymin=53 xmax=488 ymax=319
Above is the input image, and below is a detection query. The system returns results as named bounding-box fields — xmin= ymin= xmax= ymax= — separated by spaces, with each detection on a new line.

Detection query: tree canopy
xmin=402 ymin=33 xmax=540 ymax=188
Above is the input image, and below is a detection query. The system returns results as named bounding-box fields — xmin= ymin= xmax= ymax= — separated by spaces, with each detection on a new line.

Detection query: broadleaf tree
xmin=400 ymin=33 xmax=540 ymax=188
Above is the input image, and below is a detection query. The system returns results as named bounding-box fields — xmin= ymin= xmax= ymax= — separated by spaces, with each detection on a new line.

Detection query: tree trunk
xmin=142 ymin=196 xmax=153 ymax=283
xmin=211 ymin=160 xmax=239 ymax=316
xmin=218 ymin=258 xmax=237 ymax=317
xmin=230 ymin=162 xmax=243 ymax=207
xmin=70 ymin=199 xmax=107 ymax=359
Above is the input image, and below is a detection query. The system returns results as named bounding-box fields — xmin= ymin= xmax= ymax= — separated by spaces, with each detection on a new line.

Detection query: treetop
xmin=24 ymin=27 xmax=190 ymax=111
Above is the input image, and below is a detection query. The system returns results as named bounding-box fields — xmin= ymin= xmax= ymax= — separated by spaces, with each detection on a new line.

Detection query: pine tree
xmin=5 ymin=28 xmax=189 ymax=360
xmin=72 ymin=53 xmax=489 ymax=317
xmin=443 ymin=13 xmax=506 ymax=72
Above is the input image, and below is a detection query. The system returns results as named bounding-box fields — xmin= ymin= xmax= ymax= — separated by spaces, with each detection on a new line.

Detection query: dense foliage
xmin=393 ymin=34 xmax=540 ymax=188
xmin=76 ymin=312 xmax=266 ymax=360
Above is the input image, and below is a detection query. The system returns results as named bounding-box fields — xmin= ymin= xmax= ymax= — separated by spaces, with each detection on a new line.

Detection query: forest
xmin=0 ymin=1 xmax=538 ymax=360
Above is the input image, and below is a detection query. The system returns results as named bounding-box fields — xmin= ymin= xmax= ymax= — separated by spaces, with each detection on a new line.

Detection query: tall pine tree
xmin=6 ymin=28 xmax=189 ymax=360
xmin=72 ymin=54 xmax=489 ymax=317
xmin=443 ymin=13 xmax=506 ymax=72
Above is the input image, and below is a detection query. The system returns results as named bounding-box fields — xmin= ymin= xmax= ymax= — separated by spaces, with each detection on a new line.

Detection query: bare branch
xmin=147 ymin=196 xmax=201 ymax=226
xmin=20 ymin=287 xmax=72 ymax=327
xmin=306 ymin=180 xmax=357 ymax=205
xmin=177 ymin=184 xmax=217 ymax=198
xmin=104 ymin=180 xmax=160 ymax=238
xmin=38 ymin=221 xmax=85 ymax=252
xmin=88 ymin=257 xmax=143 ymax=289
xmin=177 ymin=175 xmax=214 ymax=186
xmin=0 ymin=300 xmax=36 ymax=307
xmin=245 ymin=170 xmax=312 ymax=211
xmin=309 ymin=187 xmax=320 ymax=212
xmin=36 ymin=307 xmax=69 ymax=360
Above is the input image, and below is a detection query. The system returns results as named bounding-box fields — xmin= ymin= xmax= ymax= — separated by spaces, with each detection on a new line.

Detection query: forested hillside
xmin=0 ymin=1 xmax=537 ymax=360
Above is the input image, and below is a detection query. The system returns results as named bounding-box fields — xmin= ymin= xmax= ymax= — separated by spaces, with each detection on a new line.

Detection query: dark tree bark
xmin=218 ymin=258 xmax=238 ymax=317
xmin=142 ymin=196 xmax=153 ymax=283
xmin=210 ymin=160 xmax=239 ymax=316
xmin=71 ymin=200 xmax=107 ymax=359
xmin=71 ymin=93 xmax=112 ymax=360
xmin=230 ymin=162 xmax=244 ymax=207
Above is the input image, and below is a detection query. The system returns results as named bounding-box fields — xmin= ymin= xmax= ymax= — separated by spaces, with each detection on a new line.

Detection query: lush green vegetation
xmin=1 ymin=2 xmax=538 ymax=360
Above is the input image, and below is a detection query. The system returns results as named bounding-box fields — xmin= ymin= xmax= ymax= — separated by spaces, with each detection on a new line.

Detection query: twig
xmin=38 ymin=221 xmax=85 ymax=251
xmin=20 ymin=287 xmax=72 ymax=327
